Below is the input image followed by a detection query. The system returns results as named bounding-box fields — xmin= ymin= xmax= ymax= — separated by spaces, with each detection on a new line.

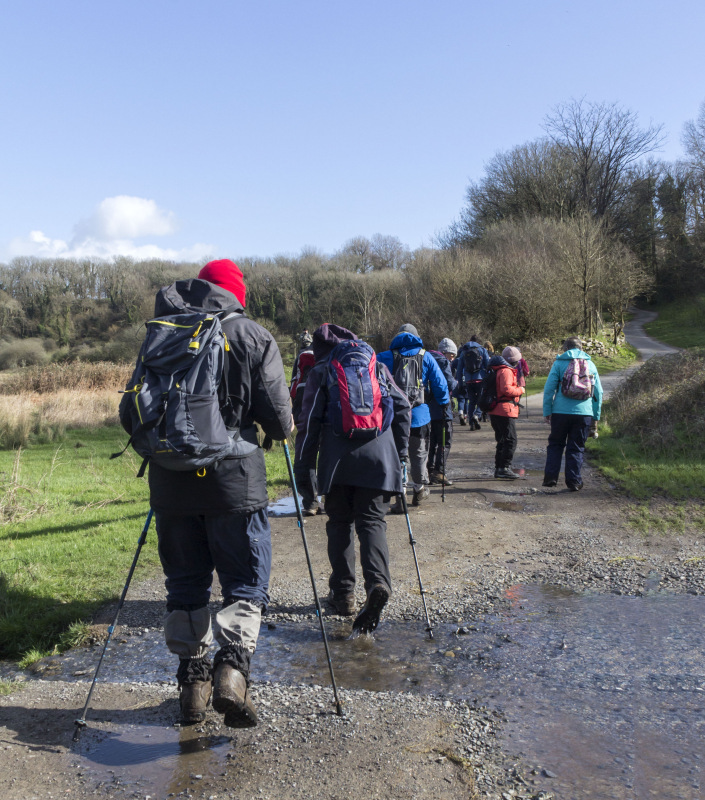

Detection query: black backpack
xmin=392 ymin=349 xmax=425 ymax=408
xmin=462 ymin=345 xmax=484 ymax=378
xmin=478 ymin=369 xmax=499 ymax=413
xmin=114 ymin=310 xmax=248 ymax=476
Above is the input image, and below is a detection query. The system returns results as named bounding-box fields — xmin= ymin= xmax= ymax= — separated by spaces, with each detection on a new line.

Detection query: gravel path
xmin=1 ymin=314 xmax=698 ymax=800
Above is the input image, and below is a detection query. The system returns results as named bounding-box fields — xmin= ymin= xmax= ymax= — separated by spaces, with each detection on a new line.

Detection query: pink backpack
xmin=560 ymin=358 xmax=594 ymax=401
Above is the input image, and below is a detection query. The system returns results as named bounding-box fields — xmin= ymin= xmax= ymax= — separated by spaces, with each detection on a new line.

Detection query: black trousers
xmin=489 ymin=415 xmax=517 ymax=469
xmin=428 ymin=418 xmax=453 ymax=472
xmin=324 ymin=485 xmax=392 ymax=599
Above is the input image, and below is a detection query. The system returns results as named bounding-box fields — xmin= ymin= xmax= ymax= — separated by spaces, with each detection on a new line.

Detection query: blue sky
xmin=1 ymin=0 xmax=703 ymax=263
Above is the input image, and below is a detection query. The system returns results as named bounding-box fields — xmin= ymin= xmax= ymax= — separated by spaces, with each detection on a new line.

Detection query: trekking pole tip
xmin=335 ymin=701 xmax=345 ymax=717
xmin=72 ymin=719 xmax=86 ymax=742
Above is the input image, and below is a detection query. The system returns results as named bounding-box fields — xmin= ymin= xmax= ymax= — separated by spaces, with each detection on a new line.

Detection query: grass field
xmin=644 ymin=296 xmax=705 ymax=349
xmin=0 ymin=426 xmax=289 ymax=663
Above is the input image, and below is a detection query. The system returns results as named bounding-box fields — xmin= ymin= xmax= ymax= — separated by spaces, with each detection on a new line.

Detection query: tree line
xmin=1 ymin=97 xmax=703 ymax=369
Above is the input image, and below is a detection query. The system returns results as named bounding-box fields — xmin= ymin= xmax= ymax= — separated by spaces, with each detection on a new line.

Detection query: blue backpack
xmin=326 ymin=340 xmax=393 ymax=439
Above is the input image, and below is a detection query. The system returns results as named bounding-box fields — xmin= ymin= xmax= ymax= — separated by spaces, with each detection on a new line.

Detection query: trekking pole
xmin=441 ymin=426 xmax=446 ymax=504
xmin=283 ymin=441 xmax=344 ymax=717
xmin=73 ymin=508 xmax=153 ymax=743
xmin=400 ymin=465 xmax=434 ymax=639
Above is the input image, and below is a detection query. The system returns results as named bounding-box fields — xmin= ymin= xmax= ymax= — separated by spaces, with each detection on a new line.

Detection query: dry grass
xmin=606 ymin=349 xmax=705 ymax=454
xmin=0 ymin=362 xmax=132 ymax=395
xmin=0 ymin=389 xmax=121 ymax=449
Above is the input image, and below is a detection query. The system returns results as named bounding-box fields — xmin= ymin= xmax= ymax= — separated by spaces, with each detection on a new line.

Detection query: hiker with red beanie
xmin=488 ymin=346 xmax=525 ymax=480
xmin=125 ymin=259 xmax=293 ymax=728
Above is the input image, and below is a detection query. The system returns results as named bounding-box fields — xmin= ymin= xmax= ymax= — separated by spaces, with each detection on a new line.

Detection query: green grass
xmin=0 ymin=679 xmax=22 ymax=696
xmin=0 ymin=425 xmax=289 ymax=663
xmin=644 ymin=296 xmax=705 ymax=349
xmin=587 ymin=424 xmax=705 ymax=502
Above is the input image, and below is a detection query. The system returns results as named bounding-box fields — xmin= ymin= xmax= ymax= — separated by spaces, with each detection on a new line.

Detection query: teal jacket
xmin=542 ymin=349 xmax=603 ymax=420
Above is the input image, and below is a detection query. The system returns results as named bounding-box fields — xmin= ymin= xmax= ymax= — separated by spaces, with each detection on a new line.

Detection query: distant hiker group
xmin=112 ymin=258 xmax=604 ymax=731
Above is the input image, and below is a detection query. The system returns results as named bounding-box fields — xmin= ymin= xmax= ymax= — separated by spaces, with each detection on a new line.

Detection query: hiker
xmin=487 ymin=346 xmax=525 ymax=479
xmin=427 ymin=338 xmax=458 ymax=486
xmin=377 ymin=324 xmax=450 ymax=510
xmin=289 ymin=331 xmax=318 ymax=515
xmin=119 ymin=259 xmax=293 ymax=728
xmin=458 ymin=336 xmax=489 ymax=430
xmin=542 ymin=337 xmax=603 ymax=491
xmin=294 ymin=324 xmax=411 ymax=631
xmin=516 ymin=354 xmax=530 ymax=388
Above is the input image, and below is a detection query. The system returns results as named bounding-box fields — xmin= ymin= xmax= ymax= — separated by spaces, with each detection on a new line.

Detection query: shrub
xmin=0 ymin=338 xmax=51 ymax=370
xmin=605 ymin=349 xmax=705 ymax=454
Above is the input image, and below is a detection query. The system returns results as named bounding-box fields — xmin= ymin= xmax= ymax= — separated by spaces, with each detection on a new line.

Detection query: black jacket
xmin=121 ymin=279 xmax=291 ymax=515
xmin=296 ymin=353 xmax=411 ymax=496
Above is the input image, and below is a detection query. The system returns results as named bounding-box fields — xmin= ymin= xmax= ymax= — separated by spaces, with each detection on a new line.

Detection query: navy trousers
xmin=155 ymin=509 xmax=272 ymax=611
xmin=544 ymin=414 xmax=593 ymax=485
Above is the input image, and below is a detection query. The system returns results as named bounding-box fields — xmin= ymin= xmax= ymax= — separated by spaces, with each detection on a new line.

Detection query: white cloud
xmin=73 ymin=195 xmax=177 ymax=242
xmin=6 ymin=196 xmax=215 ymax=262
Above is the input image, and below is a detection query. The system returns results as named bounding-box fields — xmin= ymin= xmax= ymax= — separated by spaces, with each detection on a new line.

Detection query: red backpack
xmin=326 ymin=341 xmax=393 ymax=439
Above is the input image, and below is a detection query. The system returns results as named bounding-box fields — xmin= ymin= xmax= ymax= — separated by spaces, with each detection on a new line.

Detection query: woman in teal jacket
xmin=542 ymin=337 xmax=603 ymax=491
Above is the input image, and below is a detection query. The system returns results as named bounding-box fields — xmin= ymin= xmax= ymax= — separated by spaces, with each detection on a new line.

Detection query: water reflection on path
xmin=67 ymin=586 xmax=705 ymax=798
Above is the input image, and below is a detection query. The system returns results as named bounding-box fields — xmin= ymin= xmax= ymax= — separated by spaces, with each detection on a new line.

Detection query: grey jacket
xmin=122 ymin=278 xmax=291 ymax=515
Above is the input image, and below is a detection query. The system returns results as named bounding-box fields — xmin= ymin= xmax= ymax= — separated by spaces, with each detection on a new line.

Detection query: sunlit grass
xmin=0 ymin=425 xmax=289 ymax=662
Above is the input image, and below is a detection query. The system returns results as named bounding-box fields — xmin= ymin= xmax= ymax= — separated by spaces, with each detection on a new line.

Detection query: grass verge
xmin=0 ymin=425 xmax=289 ymax=664
xmin=644 ymin=296 xmax=705 ymax=349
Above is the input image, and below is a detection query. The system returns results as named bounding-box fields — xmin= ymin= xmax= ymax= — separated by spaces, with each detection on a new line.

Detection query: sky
xmin=1 ymin=0 xmax=704 ymax=264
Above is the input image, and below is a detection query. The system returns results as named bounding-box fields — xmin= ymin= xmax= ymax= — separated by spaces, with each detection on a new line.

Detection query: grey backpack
xmin=392 ymin=348 xmax=425 ymax=408
xmin=114 ymin=311 xmax=244 ymax=476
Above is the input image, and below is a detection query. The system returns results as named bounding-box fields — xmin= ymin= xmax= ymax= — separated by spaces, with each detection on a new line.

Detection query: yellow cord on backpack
xmin=196 ymin=467 xmax=206 ymax=478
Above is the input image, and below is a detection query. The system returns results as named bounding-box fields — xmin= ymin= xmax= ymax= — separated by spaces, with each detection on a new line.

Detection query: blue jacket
xmin=542 ymin=349 xmax=603 ymax=420
xmin=458 ymin=341 xmax=489 ymax=383
xmin=378 ymin=332 xmax=450 ymax=427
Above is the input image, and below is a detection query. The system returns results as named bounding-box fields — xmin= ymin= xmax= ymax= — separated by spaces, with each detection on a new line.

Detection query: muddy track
xmin=1 ymin=317 xmax=701 ymax=800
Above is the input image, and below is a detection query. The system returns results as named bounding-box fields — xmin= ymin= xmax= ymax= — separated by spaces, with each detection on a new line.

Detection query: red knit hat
xmin=198 ymin=259 xmax=246 ymax=307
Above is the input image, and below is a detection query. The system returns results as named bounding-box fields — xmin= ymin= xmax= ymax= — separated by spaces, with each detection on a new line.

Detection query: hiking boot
xmin=458 ymin=414 xmax=467 ymax=426
xmin=179 ymin=680 xmax=212 ymax=724
xmin=302 ymin=503 xmax=318 ymax=517
xmin=496 ymin=467 xmax=520 ymax=480
xmin=352 ymin=584 xmax=390 ymax=634
xmin=327 ymin=592 xmax=356 ymax=616
xmin=390 ymin=495 xmax=406 ymax=514
xmin=436 ymin=472 xmax=453 ymax=486
xmin=542 ymin=475 xmax=558 ymax=488
xmin=212 ymin=663 xmax=258 ymax=728
xmin=412 ymin=485 xmax=431 ymax=506
xmin=428 ymin=469 xmax=441 ymax=485
xmin=472 ymin=418 xmax=481 ymax=430
xmin=566 ymin=480 xmax=584 ymax=492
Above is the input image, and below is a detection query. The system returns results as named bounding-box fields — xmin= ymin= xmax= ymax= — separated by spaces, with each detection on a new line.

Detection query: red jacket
xmin=490 ymin=364 xmax=525 ymax=418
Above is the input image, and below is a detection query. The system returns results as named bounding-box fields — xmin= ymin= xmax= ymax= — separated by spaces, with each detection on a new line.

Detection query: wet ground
xmin=26 ymin=583 xmax=705 ymax=799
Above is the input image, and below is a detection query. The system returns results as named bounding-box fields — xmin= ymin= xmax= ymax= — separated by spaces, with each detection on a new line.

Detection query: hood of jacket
xmin=389 ymin=331 xmax=424 ymax=355
xmin=154 ymin=278 xmax=244 ymax=317
xmin=312 ymin=323 xmax=357 ymax=362
xmin=489 ymin=355 xmax=512 ymax=370
xmin=556 ymin=349 xmax=593 ymax=361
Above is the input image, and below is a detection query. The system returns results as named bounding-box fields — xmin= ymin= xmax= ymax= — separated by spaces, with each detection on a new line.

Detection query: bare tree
xmin=544 ymin=99 xmax=665 ymax=222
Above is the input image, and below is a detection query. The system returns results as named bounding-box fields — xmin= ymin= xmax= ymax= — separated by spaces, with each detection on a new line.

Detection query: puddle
xmin=80 ymin=725 xmax=234 ymax=795
xmin=65 ymin=586 xmax=705 ymax=798
xmin=267 ymin=494 xmax=304 ymax=516
xmin=492 ymin=501 xmax=526 ymax=512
